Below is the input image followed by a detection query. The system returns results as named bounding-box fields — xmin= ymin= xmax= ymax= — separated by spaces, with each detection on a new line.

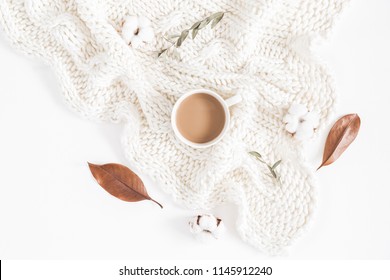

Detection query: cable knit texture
xmin=0 ymin=0 xmax=348 ymax=254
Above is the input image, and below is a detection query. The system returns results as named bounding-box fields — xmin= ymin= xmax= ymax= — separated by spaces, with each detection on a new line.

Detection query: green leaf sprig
xmin=158 ymin=12 xmax=225 ymax=57
xmin=249 ymin=151 xmax=282 ymax=181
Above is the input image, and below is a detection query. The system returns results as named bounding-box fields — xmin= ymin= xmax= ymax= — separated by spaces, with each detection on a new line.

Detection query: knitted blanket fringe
xmin=0 ymin=0 xmax=349 ymax=255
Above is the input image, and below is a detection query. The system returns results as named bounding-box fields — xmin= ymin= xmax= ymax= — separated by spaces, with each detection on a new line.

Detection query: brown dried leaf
xmin=318 ymin=114 xmax=361 ymax=170
xmin=88 ymin=162 xmax=163 ymax=208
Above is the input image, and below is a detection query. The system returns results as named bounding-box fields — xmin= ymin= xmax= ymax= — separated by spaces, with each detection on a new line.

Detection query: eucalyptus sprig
xmin=249 ymin=151 xmax=282 ymax=181
xmin=158 ymin=12 xmax=226 ymax=57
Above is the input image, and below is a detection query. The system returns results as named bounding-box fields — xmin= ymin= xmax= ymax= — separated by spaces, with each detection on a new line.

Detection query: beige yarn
xmin=0 ymin=0 xmax=348 ymax=254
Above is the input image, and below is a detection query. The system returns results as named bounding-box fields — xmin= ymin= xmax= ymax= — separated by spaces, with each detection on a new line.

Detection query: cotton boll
xmin=198 ymin=214 xmax=218 ymax=231
xmin=294 ymin=127 xmax=312 ymax=140
xmin=189 ymin=214 xmax=225 ymax=241
xmin=137 ymin=16 xmax=151 ymax=28
xmin=188 ymin=218 xmax=202 ymax=234
xmin=121 ymin=15 xmax=155 ymax=48
xmin=123 ymin=16 xmax=139 ymax=34
xmin=121 ymin=25 xmax=135 ymax=44
xmin=122 ymin=16 xmax=138 ymax=45
xmin=303 ymin=111 xmax=320 ymax=128
xmin=285 ymin=118 xmax=299 ymax=133
xmin=284 ymin=103 xmax=320 ymax=140
xmin=283 ymin=113 xmax=295 ymax=124
xmin=211 ymin=220 xmax=225 ymax=239
xmin=138 ymin=27 xmax=154 ymax=42
xmin=294 ymin=121 xmax=314 ymax=140
xmin=288 ymin=103 xmax=308 ymax=117
xmin=130 ymin=35 xmax=143 ymax=48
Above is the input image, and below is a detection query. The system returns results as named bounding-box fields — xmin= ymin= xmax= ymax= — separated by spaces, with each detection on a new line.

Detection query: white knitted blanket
xmin=0 ymin=0 xmax=348 ymax=254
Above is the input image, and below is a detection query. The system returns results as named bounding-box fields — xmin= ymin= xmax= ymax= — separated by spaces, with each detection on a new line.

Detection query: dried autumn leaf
xmin=88 ymin=162 xmax=163 ymax=208
xmin=318 ymin=114 xmax=361 ymax=170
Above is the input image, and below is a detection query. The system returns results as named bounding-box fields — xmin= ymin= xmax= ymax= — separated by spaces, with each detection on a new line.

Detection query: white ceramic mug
xmin=171 ymin=89 xmax=242 ymax=148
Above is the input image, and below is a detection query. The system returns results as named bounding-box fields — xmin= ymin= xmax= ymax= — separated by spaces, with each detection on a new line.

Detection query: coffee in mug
xmin=176 ymin=93 xmax=226 ymax=144
xmin=171 ymin=89 xmax=242 ymax=148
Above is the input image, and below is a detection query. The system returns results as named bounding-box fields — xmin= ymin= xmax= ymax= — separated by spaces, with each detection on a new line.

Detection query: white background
xmin=0 ymin=0 xmax=389 ymax=259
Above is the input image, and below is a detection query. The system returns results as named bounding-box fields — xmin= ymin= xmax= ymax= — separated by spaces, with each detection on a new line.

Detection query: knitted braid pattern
xmin=0 ymin=0 xmax=348 ymax=254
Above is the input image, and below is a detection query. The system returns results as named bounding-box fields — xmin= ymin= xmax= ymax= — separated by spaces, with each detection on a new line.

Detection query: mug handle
xmin=225 ymin=94 xmax=242 ymax=107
